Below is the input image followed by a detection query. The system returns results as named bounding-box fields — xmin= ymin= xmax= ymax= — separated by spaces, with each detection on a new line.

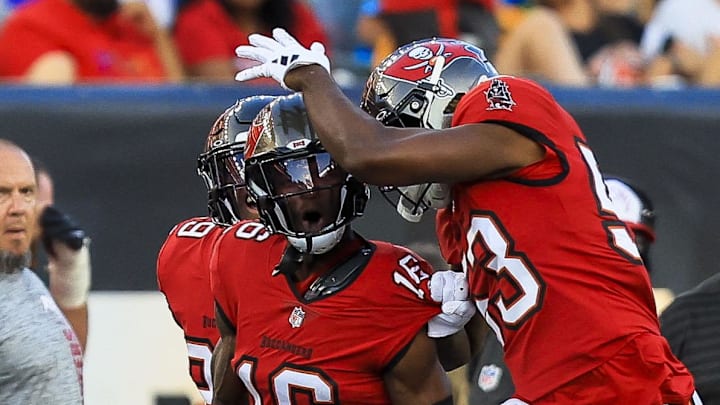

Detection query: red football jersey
xmin=440 ymin=76 xmax=679 ymax=401
xmin=211 ymin=223 xmax=441 ymax=404
xmin=174 ymin=0 xmax=328 ymax=69
xmin=0 ymin=0 xmax=167 ymax=82
xmin=157 ymin=216 xmax=227 ymax=404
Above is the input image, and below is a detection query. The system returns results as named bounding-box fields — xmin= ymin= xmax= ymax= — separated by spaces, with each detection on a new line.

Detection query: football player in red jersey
xmin=210 ymin=93 xmax=453 ymax=405
xmin=466 ymin=175 xmax=671 ymax=404
xmin=156 ymin=95 xmax=275 ymax=404
xmin=232 ymin=30 xmax=703 ymax=405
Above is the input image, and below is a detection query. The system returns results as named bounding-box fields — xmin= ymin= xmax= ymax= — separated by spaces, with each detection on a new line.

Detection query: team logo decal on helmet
xmin=361 ymin=38 xmax=498 ymax=131
xmin=244 ymin=104 xmax=271 ymax=160
xmin=384 ymin=41 xmax=488 ymax=84
xmin=485 ymin=78 xmax=516 ymax=111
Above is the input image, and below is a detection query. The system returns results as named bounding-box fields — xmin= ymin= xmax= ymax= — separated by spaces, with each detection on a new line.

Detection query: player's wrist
xmin=48 ymin=239 xmax=92 ymax=309
xmin=285 ymin=64 xmax=331 ymax=91
xmin=428 ymin=299 xmax=476 ymax=338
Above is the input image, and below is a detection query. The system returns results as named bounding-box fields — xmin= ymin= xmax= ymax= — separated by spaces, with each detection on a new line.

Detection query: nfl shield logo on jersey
xmin=478 ymin=364 xmax=503 ymax=392
xmin=289 ymin=306 xmax=305 ymax=328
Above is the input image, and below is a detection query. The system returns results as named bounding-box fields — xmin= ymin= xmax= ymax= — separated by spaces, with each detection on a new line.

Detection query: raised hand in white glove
xmin=428 ymin=270 xmax=476 ymax=338
xmin=234 ymin=27 xmax=330 ymax=90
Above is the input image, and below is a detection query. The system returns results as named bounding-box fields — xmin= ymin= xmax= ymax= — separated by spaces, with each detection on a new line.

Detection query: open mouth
xmin=301 ymin=210 xmax=324 ymax=233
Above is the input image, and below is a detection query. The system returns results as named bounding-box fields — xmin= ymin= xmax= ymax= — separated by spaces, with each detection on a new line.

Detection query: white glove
xmin=234 ymin=28 xmax=331 ymax=90
xmin=428 ymin=270 xmax=476 ymax=338
xmin=48 ymin=239 xmax=91 ymax=309
xmin=396 ymin=183 xmax=451 ymax=223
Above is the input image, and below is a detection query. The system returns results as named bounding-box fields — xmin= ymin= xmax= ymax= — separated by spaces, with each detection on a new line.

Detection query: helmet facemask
xmin=380 ymin=183 xmax=451 ymax=223
xmin=245 ymin=93 xmax=369 ymax=255
xmin=197 ymin=140 xmax=250 ymax=226
xmin=247 ymin=147 xmax=368 ymax=255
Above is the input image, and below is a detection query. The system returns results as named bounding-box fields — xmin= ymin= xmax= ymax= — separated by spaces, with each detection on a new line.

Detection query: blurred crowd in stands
xmin=0 ymin=0 xmax=718 ymax=87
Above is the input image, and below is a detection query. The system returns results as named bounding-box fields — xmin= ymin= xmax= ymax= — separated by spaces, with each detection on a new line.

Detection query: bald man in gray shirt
xmin=0 ymin=268 xmax=84 ymax=403
xmin=0 ymin=139 xmax=87 ymax=404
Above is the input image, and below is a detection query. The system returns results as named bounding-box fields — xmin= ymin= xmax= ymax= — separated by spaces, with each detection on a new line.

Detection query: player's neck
xmin=292 ymin=232 xmax=363 ymax=283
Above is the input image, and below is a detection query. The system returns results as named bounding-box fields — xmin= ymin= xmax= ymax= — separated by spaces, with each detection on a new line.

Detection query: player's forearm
xmin=385 ymin=330 xmax=454 ymax=405
xmin=464 ymin=313 xmax=490 ymax=358
xmin=211 ymin=337 xmax=233 ymax=383
xmin=59 ymin=304 xmax=88 ymax=351
xmin=212 ymin=336 xmax=248 ymax=405
xmin=285 ymin=65 xmax=388 ymax=178
xmin=213 ymin=303 xmax=247 ymax=404
xmin=435 ymin=330 xmax=471 ymax=371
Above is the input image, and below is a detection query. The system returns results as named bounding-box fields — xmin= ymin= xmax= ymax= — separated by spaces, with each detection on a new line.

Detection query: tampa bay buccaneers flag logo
xmin=245 ymin=104 xmax=271 ymax=159
xmin=382 ymin=40 xmax=487 ymax=84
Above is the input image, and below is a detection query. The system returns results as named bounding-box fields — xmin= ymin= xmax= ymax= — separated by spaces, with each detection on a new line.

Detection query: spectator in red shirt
xmin=173 ymin=0 xmax=328 ymax=82
xmin=0 ymin=0 xmax=184 ymax=84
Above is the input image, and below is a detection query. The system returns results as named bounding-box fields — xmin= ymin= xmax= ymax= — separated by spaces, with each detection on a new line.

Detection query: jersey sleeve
xmin=435 ymin=207 xmax=463 ymax=267
xmin=173 ymin=2 xmax=230 ymax=67
xmin=452 ymin=76 xmax=573 ymax=182
xmin=0 ymin=18 xmax=61 ymax=77
xmin=157 ymin=217 xmax=221 ymax=329
xmin=156 ymin=217 xmax=216 ymax=291
xmin=156 ymin=226 xmax=176 ymax=290
xmin=383 ymin=242 xmax=440 ymax=305
xmin=368 ymin=242 xmax=442 ymax=369
xmin=156 ymin=225 xmax=181 ymax=326
xmin=453 ymin=76 xmax=559 ymax=130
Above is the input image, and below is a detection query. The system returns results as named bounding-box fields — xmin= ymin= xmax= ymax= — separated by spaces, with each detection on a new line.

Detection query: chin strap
xmin=272 ymin=238 xmax=376 ymax=301
xmin=396 ymin=183 xmax=452 ymax=223
xmin=287 ymin=225 xmax=346 ymax=255
xmin=272 ymin=244 xmax=304 ymax=277
xmin=304 ymin=242 xmax=374 ymax=301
